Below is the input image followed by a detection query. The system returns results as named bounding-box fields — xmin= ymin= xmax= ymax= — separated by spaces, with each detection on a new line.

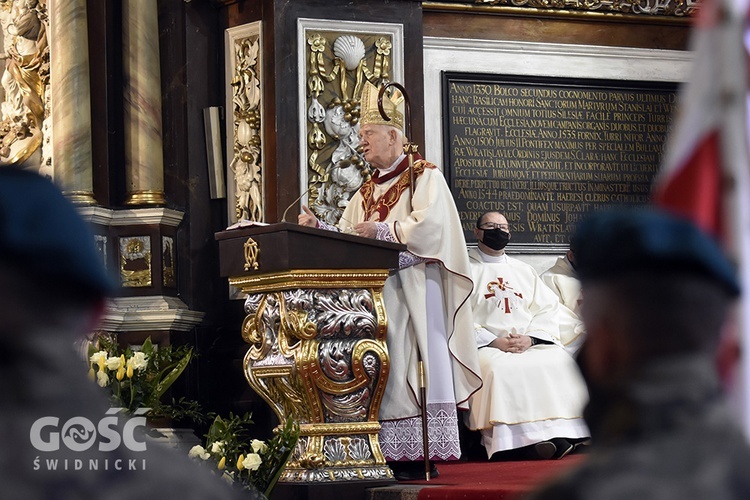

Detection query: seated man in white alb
xmin=466 ymin=211 xmax=590 ymax=460
xmin=541 ymin=240 xmax=582 ymax=318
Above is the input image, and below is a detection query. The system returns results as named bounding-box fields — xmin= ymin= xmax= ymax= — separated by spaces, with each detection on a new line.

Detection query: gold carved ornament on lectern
xmin=232 ymin=268 xmax=393 ymax=482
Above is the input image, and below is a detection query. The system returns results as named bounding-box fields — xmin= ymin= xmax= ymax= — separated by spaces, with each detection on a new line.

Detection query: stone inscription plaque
xmin=443 ymin=73 xmax=677 ymax=250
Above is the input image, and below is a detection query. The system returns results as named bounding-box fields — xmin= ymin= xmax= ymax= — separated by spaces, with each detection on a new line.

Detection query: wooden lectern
xmin=216 ymin=223 xmax=404 ymax=483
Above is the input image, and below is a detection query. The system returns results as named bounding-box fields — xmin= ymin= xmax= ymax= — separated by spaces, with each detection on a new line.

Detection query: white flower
xmin=128 ymin=351 xmax=148 ymax=371
xmin=188 ymin=445 xmax=210 ymax=460
xmin=96 ymin=370 xmax=110 ymax=387
xmin=89 ymin=351 xmax=107 ymax=366
xmin=250 ymin=439 xmax=267 ymax=454
xmin=242 ymin=453 xmax=262 ymax=471
xmin=105 ymin=356 xmax=123 ymax=371
xmin=211 ymin=440 xmax=226 ymax=454
xmin=221 ymin=471 xmax=235 ymax=485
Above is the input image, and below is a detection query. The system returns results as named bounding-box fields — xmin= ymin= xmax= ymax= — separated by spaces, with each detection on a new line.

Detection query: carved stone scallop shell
xmin=333 ymin=35 xmax=366 ymax=71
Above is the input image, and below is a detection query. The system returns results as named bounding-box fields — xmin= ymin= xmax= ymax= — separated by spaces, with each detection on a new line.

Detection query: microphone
xmin=281 ymin=163 xmax=349 ymax=223
xmin=281 ymin=180 xmax=322 ymax=223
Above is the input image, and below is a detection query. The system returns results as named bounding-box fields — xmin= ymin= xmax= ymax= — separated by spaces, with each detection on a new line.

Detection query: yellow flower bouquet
xmin=87 ymin=334 xmax=203 ymax=422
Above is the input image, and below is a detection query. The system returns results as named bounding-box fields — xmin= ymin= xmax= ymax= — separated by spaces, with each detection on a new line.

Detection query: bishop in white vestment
xmin=299 ymin=82 xmax=481 ymax=470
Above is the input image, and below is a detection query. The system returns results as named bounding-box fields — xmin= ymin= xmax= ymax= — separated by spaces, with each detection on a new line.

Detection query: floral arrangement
xmin=87 ymin=334 xmax=204 ymax=422
xmin=189 ymin=413 xmax=300 ymax=499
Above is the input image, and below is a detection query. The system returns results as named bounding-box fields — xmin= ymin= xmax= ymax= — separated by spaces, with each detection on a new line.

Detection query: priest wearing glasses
xmin=466 ymin=211 xmax=589 ymax=460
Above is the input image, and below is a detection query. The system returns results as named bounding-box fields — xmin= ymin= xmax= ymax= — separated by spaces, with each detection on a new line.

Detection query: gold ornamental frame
xmin=230 ymin=269 xmax=393 ymax=483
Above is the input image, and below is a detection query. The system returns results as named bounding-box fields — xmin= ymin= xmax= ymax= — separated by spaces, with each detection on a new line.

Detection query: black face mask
xmin=480 ymin=228 xmax=510 ymax=250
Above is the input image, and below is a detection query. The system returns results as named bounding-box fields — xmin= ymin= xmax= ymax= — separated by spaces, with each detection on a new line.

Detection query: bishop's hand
xmin=355 ymin=221 xmax=378 ymax=239
xmin=298 ymin=205 xmax=318 ymax=227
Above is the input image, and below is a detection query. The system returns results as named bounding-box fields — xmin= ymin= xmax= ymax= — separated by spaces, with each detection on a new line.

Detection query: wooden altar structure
xmin=216 ymin=223 xmax=404 ymax=483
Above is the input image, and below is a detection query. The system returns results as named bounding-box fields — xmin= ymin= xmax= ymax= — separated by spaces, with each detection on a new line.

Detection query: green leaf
xmin=149 ymin=347 xmax=192 ymax=404
xmin=207 ymin=415 xmax=229 ymax=443
xmin=141 ymin=337 xmax=154 ymax=357
xmin=262 ymin=418 xmax=299 ymax=497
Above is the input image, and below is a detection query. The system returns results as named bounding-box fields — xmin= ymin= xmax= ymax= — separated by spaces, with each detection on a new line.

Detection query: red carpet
xmin=401 ymin=456 xmax=585 ymax=500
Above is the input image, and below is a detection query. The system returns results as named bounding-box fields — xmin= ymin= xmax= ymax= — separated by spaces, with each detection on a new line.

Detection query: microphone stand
xmin=377 ymin=83 xmax=431 ymax=481
xmin=281 ymin=164 xmax=343 ymax=223
xmin=280 ymin=181 xmax=321 ymax=223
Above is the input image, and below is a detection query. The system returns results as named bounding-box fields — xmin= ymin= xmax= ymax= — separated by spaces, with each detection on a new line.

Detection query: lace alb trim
xmin=378 ymin=402 xmax=461 ymax=461
xmin=374 ymin=222 xmax=424 ymax=269
xmin=317 ymin=220 xmax=339 ymax=232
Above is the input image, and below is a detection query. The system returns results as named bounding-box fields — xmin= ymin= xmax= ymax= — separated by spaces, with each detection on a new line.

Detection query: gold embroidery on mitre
xmin=360 ymin=81 xmax=404 ymax=132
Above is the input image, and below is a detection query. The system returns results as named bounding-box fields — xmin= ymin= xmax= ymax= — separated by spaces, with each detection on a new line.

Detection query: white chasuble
xmin=338 ymin=157 xmax=481 ymax=460
xmin=541 ymin=255 xmax=583 ymax=317
xmin=467 ymin=248 xmax=589 ymax=457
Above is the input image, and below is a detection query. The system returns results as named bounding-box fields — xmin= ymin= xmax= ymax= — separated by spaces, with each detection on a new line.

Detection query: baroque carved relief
xmin=0 ymin=0 xmax=49 ymax=169
xmin=225 ymin=22 xmax=263 ymax=224
xmin=298 ymin=20 xmax=404 ymax=225
xmin=472 ymin=0 xmax=696 ymax=16
xmin=240 ymin=284 xmax=391 ymax=482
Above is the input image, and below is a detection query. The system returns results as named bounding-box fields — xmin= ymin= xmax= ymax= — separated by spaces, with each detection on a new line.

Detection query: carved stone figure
xmin=313 ymin=104 xmax=364 ymax=224
xmin=230 ymin=35 xmax=262 ymax=222
xmin=0 ymin=0 xmax=47 ymax=167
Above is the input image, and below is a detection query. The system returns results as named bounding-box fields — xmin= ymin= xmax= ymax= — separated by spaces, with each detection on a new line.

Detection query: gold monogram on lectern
xmin=243 ymin=237 xmax=259 ymax=271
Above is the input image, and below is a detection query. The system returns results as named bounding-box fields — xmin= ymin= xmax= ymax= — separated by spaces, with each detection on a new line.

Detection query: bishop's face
xmin=359 ymin=124 xmax=397 ymax=170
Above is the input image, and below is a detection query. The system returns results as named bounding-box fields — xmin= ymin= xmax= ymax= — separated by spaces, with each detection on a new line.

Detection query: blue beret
xmin=573 ymin=207 xmax=740 ymax=297
xmin=0 ymin=168 xmax=116 ymax=298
